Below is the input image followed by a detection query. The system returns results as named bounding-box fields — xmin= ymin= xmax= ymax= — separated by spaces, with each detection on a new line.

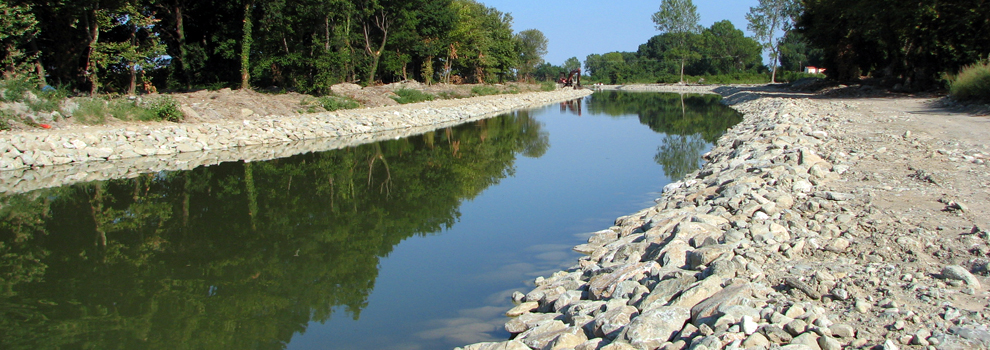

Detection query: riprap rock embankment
xmin=458 ymin=95 xmax=989 ymax=350
xmin=0 ymin=89 xmax=591 ymax=194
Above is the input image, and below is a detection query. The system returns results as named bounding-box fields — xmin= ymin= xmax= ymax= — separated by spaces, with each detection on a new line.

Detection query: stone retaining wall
xmin=0 ymin=89 xmax=591 ymax=194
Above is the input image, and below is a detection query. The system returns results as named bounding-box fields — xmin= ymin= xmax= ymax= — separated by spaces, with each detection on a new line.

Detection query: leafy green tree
xmin=798 ymin=0 xmax=990 ymax=88
xmin=696 ymin=20 xmax=762 ymax=75
xmin=652 ymin=0 xmax=701 ymax=83
xmin=0 ymin=0 xmax=39 ymax=80
xmin=514 ymin=28 xmax=547 ymax=82
xmin=778 ymin=31 xmax=822 ymax=73
xmin=746 ymin=0 xmax=800 ymax=83
xmin=562 ymin=57 xmax=580 ymax=72
xmin=447 ymin=0 xmax=517 ymax=83
xmin=533 ymin=62 xmax=564 ymax=82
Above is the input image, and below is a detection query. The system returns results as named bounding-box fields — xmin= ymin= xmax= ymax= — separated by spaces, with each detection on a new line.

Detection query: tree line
xmin=0 ymin=0 xmax=549 ymax=96
xmin=551 ymin=0 xmax=988 ymax=89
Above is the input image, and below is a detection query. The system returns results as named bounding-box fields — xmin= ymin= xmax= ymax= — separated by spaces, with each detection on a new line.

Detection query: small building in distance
xmin=805 ymin=66 xmax=827 ymax=74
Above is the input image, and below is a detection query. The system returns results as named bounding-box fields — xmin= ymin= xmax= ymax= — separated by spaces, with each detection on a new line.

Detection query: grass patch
xmin=437 ymin=91 xmax=464 ymax=100
xmin=317 ymin=95 xmax=361 ymax=111
xmin=0 ymin=76 xmax=34 ymax=102
xmin=950 ymin=60 xmax=990 ymax=102
xmin=391 ymin=88 xmax=436 ymax=104
xmin=0 ymin=110 xmax=13 ymax=131
xmin=470 ymin=85 xmax=500 ymax=96
xmin=73 ymin=98 xmax=109 ymax=124
xmin=108 ymin=99 xmax=158 ymax=121
xmin=541 ymin=81 xmax=557 ymax=91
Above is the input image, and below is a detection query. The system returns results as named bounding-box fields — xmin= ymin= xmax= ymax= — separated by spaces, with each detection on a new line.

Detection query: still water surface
xmin=0 ymin=92 xmax=741 ymax=349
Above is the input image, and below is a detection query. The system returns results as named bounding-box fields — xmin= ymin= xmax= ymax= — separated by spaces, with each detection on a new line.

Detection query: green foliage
xmin=0 ymin=111 xmax=549 ymax=349
xmin=437 ymin=91 xmax=463 ymax=99
xmin=392 ymin=88 xmax=436 ymax=104
xmin=779 ymin=31 xmax=823 ymax=72
xmin=798 ymin=0 xmax=990 ymax=87
xmin=317 ymin=96 xmax=362 ymax=111
xmin=108 ymin=99 xmax=158 ymax=121
xmin=540 ymin=81 xmax=556 ymax=91
xmin=22 ymin=0 xmax=524 ymax=94
xmin=747 ymin=0 xmax=802 ymax=82
xmin=0 ymin=110 xmax=12 ymax=130
xmin=586 ymin=91 xmax=743 ymax=178
xmin=470 ymin=85 xmax=500 ymax=96
xmin=585 ymin=20 xmax=763 ymax=85
xmin=0 ymin=1 xmax=39 ymax=77
xmin=515 ymin=29 xmax=548 ymax=81
xmin=950 ymin=61 xmax=990 ymax=102
xmin=73 ymin=98 xmax=109 ymax=124
xmin=146 ymin=96 xmax=183 ymax=122
xmin=652 ymin=0 xmax=702 ymax=82
xmin=79 ymin=97 xmax=184 ymax=124
xmin=0 ymin=76 xmax=34 ymax=102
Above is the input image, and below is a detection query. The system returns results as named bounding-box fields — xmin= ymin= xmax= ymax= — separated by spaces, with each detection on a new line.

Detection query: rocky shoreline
xmin=457 ymin=93 xmax=990 ymax=350
xmin=0 ymin=89 xmax=591 ymax=194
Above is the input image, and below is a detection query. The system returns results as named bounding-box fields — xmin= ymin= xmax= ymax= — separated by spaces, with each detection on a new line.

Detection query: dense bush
xmin=540 ymin=81 xmax=556 ymax=91
xmin=147 ymin=96 xmax=183 ymax=122
xmin=391 ymin=89 xmax=436 ymax=104
xmin=317 ymin=96 xmax=361 ymax=111
xmin=470 ymin=85 xmax=500 ymax=96
xmin=950 ymin=61 xmax=990 ymax=102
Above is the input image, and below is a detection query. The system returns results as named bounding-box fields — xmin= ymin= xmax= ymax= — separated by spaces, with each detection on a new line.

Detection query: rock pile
xmin=457 ymin=97 xmax=989 ymax=350
xmin=0 ymin=89 xmax=591 ymax=193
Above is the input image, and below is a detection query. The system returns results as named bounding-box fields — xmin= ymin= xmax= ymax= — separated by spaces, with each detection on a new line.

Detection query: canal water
xmin=0 ymin=92 xmax=742 ymax=350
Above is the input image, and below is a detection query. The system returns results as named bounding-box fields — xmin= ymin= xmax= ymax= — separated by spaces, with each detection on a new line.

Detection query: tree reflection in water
xmin=0 ymin=111 xmax=548 ymax=350
xmin=0 ymin=92 xmax=740 ymax=350
xmin=586 ymin=91 xmax=743 ymax=178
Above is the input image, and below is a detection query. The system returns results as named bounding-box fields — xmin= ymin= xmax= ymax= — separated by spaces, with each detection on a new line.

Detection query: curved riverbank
xmin=459 ymin=89 xmax=990 ymax=349
xmin=0 ymin=89 xmax=591 ymax=194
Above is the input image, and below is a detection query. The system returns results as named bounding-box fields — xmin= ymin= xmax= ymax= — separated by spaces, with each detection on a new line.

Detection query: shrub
xmin=438 ymin=91 xmax=463 ymax=100
xmin=317 ymin=95 xmax=361 ymax=111
xmin=540 ymin=81 xmax=557 ymax=91
xmin=470 ymin=85 xmax=500 ymax=96
xmin=392 ymin=88 xmax=435 ymax=104
xmin=147 ymin=96 xmax=183 ymax=122
xmin=950 ymin=61 xmax=990 ymax=102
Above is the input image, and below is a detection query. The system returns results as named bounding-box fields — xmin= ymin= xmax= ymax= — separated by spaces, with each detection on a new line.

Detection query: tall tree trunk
xmin=175 ymin=3 xmax=192 ymax=90
xmin=240 ymin=0 xmax=255 ymax=90
xmin=363 ymin=11 xmax=389 ymax=85
xmin=679 ymin=57 xmax=686 ymax=83
xmin=29 ymin=40 xmax=47 ymax=87
xmin=244 ymin=162 xmax=258 ymax=231
xmin=127 ymin=27 xmax=137 ymax=95
xmin=85 ymin=8 xmax=101 ymax=96
xmin=89 ymin=183 xmax=107 ymax=247
xmin=324 ymin=15 xmax=331 ymax=51
xmin=422 ymin=55 xmax=434 ymax=84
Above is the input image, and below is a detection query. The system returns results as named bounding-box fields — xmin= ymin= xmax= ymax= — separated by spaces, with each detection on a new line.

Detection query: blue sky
xmin=479 ymin=0 xmax=760 ymax=66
